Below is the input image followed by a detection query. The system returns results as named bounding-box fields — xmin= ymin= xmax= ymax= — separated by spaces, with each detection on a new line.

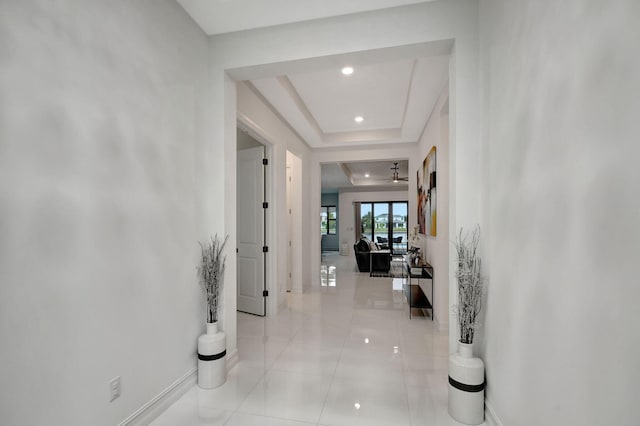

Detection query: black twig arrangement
xmin=197 ymin=234 xmax=229 ymax=323
xmin=454 ymin=226 xmax=483 ymax=344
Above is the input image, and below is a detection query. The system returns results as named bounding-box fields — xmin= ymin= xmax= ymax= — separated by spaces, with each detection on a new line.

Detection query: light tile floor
xmin=151 ymin=253 xmax=471 ymax=426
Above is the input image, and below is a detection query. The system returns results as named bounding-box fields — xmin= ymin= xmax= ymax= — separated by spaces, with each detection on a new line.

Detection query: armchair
xmin=353 ymin=239 xmax=371 ymax=272
xmin=376 ymin=236 xmax=390 ymax=250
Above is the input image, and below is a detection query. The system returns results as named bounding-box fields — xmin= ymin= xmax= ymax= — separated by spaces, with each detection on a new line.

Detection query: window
xmin=321 ymin=206 xmax=337 ymax=235
xmin=357 ymin=201 xmax=408 ymax=254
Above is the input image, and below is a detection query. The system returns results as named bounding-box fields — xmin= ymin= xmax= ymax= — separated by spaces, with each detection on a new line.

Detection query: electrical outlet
xmin=109 ymin=376 xmax=121 ymax=402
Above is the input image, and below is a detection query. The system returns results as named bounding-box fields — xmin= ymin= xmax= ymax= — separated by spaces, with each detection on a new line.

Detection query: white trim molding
xmin=485 ymin=400 xmax=503 ymax=426
xmin=119 ymin=367 xmax=197 ymax=426
xmin=434 ymin=314 xmax=448 ymax=333
xmin=225 ymin=348 xmax=239 ymax=372
xmin=120 ymin=350 xmax=240 ymax=425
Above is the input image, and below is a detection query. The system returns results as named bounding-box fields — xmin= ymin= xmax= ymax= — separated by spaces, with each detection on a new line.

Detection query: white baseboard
xmin=120 ymin=350 xmax=240 ymax=426
xmin=434 ymin=315 xmax=448 ymax=333
xmin=226 ymin=347 xmax=238 ymax=372
xmin=119 ymin=367 xmax=197 ymax=426
xmin=484 ymin=400 xmax=503 ymax=426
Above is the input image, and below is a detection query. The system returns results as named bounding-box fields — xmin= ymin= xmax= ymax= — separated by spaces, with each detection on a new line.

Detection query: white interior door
xmin=237 ymin=146 xmax=265 ymax=316
xmin=286 ymin=150 xmax=302 ymax=293
xmin=286 ymin=164 xmax=293 ymax=292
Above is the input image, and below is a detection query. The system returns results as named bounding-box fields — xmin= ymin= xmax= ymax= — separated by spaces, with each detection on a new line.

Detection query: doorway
xmin=236 ymin=128 xmax=266 ymax=316
xmin=286 ymin=150 xmax=302 ymax=293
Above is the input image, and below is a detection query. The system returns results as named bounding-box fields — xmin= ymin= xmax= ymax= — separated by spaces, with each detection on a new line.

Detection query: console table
xmin=403 ymin=258 xmax=434 ymax=320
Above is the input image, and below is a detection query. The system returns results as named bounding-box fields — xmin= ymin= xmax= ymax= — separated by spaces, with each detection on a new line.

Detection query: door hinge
xmin=262 ymin=158 xmax=268 ymax=166
xmin=236 ymin=248 xmax=238 ymax=253
xmin=263 ymin=290 xmax=269 ymax=297
xmin=262 ymin=202 xmax=268 ymax=208
xmin=262 ymin=246 xmax=269 ymax=253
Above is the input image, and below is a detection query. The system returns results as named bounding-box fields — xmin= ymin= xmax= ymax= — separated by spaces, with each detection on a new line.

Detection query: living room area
xmin=319 ymin=84 xmax=449 ymax=327
xmin=320 ymin=150 xmax=442 ymax=322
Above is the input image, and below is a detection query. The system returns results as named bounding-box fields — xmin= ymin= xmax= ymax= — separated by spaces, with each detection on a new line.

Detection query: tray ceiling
xmin=322 ymin=160 xmax=409 ymax=192
xmin=250 ymin=55 xmax=448 ymax=148
xmin=178 ymin=0 xmax=450 ymax=149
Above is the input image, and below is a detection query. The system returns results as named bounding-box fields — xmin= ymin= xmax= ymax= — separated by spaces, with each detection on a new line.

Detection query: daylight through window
xmin=320 ymin=206 xmax=337 ymax=235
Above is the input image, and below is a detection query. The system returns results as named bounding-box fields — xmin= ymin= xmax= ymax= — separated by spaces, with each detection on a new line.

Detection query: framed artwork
xmin=417 ymin=146 xmax=436 ymax=236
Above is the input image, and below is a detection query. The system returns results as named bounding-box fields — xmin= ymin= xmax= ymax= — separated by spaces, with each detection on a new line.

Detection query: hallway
xmin=152 ymin=253 xmax=461 ymax=426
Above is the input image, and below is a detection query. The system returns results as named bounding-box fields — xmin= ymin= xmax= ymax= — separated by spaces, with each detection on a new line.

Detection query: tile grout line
xmin=399 ymin=316 xmax=418 ymax=426
xmin=228 ymin=311 xmax=298 ymax=424
xmin=314 ymin=295 xmax=354 ymax=425
xmin=314 ymin=260 xmax=356 ymax=426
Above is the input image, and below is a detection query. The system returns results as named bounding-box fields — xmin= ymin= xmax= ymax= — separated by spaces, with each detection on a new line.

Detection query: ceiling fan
xmin=391 ymin=162 xmax=408 ymax=183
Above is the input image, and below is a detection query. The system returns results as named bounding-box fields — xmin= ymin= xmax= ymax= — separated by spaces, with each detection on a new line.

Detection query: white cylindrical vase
xmin=448 ymin=341 xmax=485 ymax=425
xmin=198 ymin=322 xmax=226 ymax=389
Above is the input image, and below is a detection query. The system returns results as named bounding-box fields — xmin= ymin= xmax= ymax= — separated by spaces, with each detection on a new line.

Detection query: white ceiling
xmin=321 ymin=163 xmax=353 ymax=193
xmin=177 ymin=0 xmax=448 ymax=186
xmin=321 ymin=160 xmax=409 ymax=193
xmin=288 ymin=61 xmax=413 ymax=133
xmin=249 ymin=55 xmax=448 ymax=148
xmin=177 ymin=0 xmax=434 ymax=35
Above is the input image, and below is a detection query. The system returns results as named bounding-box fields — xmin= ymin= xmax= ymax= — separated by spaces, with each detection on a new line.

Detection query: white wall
xmin=412 ymin=86 xmax=450 ymax=330
xmin=0 ymin=1 xmax=210 ymax=424
xmin=237 ymin=128 xmax=263 ymax=150
xmin=478 ymin=0 xmax=640 ymax=424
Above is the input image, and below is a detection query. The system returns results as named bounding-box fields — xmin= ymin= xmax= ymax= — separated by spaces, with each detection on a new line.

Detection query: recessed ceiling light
xmin=364 ymin=173 xmax=370 ymax=178
xmin=341 ymin=66 xmax=354 ymax=75
xmin=354 ymin=116 xmax=364 ymax=123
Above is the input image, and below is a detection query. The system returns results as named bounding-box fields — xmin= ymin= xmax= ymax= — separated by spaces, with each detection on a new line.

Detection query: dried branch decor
xmin=454 ymin=226 xmax=483 ymax=344
xmin=198 ymin=235 xmax=229 ymax=324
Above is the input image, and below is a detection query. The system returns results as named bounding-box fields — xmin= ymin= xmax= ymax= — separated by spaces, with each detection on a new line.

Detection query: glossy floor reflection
xmin=320 ymin=264 xmax=336 ymax=287
xmin=152 ymin=253 xmax=476 ymax=426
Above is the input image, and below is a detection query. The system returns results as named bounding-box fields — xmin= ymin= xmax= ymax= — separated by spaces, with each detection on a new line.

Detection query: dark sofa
xmin=354 ymin=239 xmax=371 ymax=272
xmin=353 ymin=239 xmax=391 ymax=273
